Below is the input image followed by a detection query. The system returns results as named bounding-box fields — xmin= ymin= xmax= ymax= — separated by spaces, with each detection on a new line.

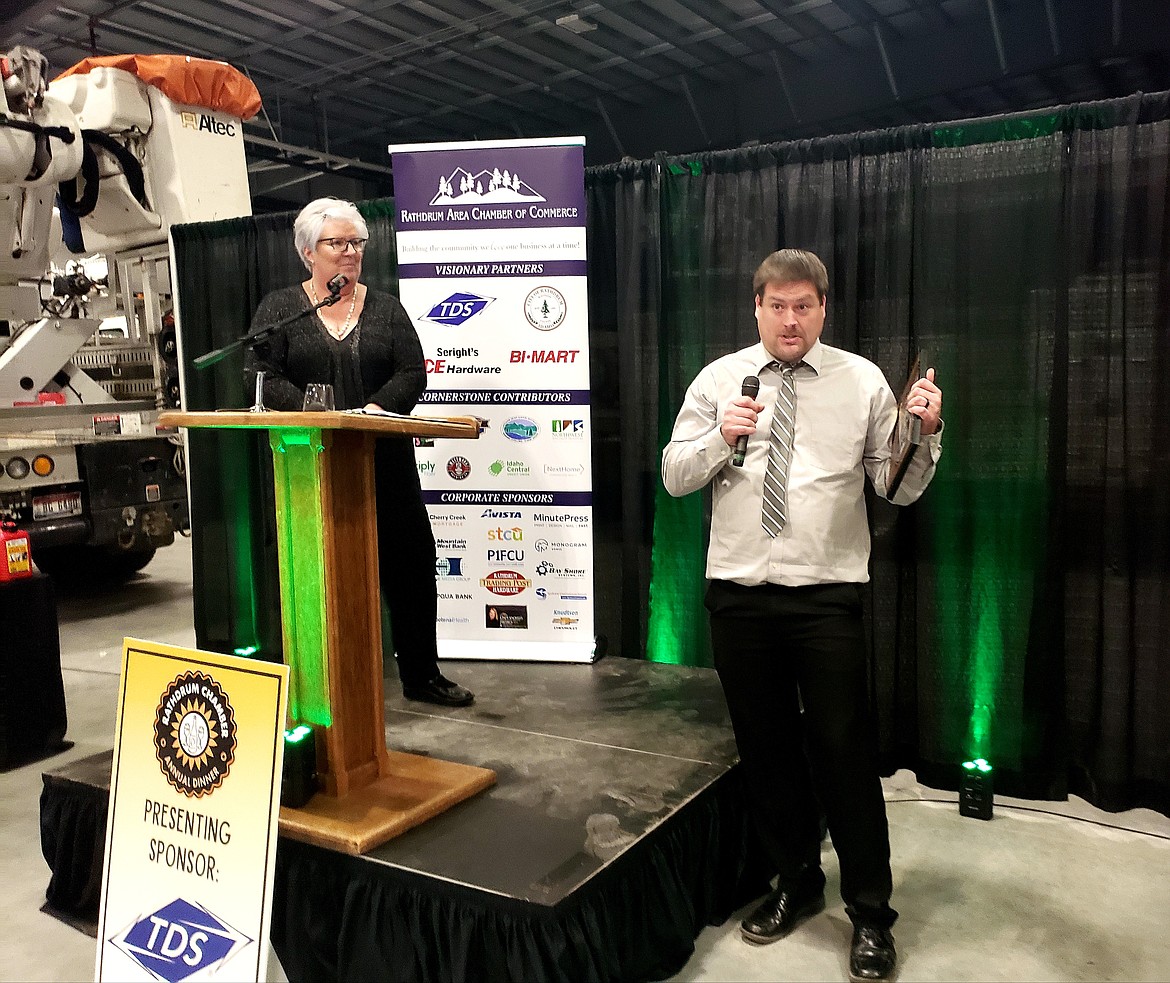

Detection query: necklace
xmin=310 ymin=281 xmax=358 ymax=339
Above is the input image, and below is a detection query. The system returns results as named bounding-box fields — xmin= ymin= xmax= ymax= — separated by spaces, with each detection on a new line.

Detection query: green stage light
xmin=960 ymin=758 xmax=994 ymax=820
xmin=233 ymin=644 xmax=259 ymax=658
xmin=281 ymin=723 xmax=317 ymax=807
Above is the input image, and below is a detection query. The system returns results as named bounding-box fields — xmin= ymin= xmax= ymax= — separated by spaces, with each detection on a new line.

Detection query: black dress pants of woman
xmin=707 ymin=578 xmax=897 ymax=930
xmin=374 ymin=439 xmax=440 ymax=688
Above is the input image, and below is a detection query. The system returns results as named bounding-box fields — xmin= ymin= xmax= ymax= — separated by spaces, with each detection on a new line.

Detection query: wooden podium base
xmin=278 ymin=750 xmax=496 ymax=856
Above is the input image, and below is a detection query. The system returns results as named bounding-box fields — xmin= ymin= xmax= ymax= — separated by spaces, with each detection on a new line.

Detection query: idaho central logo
xmin=153 ymin=671 xmax=237 ymax=798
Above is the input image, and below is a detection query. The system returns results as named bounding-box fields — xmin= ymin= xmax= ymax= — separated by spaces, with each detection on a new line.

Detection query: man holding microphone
xmin=662 ymin=249 xmax=943 ymax=981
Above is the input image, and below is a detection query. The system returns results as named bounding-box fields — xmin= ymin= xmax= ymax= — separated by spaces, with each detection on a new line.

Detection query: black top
xmin=244 ymin=284 xmax=425 ymax=413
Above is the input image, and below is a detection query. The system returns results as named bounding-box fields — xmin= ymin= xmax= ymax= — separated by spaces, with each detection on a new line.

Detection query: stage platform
xmin=40 ymin=657 xmax=768 ymax=981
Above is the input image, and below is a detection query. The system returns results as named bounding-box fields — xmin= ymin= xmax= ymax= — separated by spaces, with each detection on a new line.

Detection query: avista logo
xmin=180 ymin=112 xmax=236 ymax=136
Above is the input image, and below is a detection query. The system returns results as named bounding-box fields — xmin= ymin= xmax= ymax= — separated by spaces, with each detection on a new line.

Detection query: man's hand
xmin=721 ymin=396 xmax=764 ymax=448
xmin=907 ymin=367 xmax=942 ymax=435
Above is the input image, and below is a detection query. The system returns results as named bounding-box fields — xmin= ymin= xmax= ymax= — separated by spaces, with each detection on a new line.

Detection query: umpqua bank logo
xmin=108 ymin=898 xmax=250 ymax=982
xmin=419 ymin=292 xmax=495 ymax=326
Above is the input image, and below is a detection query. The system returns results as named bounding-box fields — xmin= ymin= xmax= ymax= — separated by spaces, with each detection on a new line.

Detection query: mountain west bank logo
xmin=503 ymin=417 xmax=539 ymax=441
xmin=524 ymin=286 xmax=566 ymax=331
xmin=420 ymin=293 xmax=495 ymax=326
xmin=153 ymin=671 xmax=237 ymax=798
xmin=180 ymin=111 xmax=236 ymax=136
xmin=108 ymin=898 xmax=250 ymax=982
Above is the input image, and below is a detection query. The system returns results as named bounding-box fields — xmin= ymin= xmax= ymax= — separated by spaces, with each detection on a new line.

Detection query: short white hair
xmin=293 ymin=197 xmax=369 ymax=270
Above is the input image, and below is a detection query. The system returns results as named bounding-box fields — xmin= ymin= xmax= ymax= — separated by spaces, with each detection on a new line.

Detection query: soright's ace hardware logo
xmin=153 ymin=671 xmax=238 ymax=798
xmin=108 ymin=897 xmax=251 ymax=982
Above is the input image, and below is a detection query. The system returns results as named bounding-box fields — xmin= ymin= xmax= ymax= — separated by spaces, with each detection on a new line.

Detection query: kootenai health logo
xmin=153 ymin=671 xmax=238 ymax=798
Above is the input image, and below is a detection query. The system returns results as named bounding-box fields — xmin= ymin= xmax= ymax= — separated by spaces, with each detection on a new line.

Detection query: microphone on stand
xmin=325 ymin=274 xmax=348 ymax=302
xmin=732 ymin=375 xmax=761 ymax=467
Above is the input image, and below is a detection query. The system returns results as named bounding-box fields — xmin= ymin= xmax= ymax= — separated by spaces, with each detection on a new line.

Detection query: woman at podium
xmin=244 ymin=197 xmax=474 ymax=708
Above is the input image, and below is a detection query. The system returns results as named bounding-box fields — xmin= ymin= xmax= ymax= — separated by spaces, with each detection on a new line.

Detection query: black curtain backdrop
xmin=173 ymin=94 xmax=1169 ymax=816
xmin=586 ymin=93 xmax=1170 ymax=815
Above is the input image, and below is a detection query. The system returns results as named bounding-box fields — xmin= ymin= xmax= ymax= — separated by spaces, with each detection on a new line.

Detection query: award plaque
xmin=886 ymin=352 xmax=923 ymax=499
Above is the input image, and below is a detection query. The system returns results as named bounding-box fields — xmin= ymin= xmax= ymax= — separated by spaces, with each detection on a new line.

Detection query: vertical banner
xmin=389 ymin=137 xmax=595 ymax=662
xmin=95 ymin=639 xmax=288 ymax=982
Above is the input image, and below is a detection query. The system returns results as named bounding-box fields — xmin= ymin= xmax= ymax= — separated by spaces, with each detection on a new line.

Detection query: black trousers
xmin=375 ymin=439 xmax=440 ymax=687
xmin=707 ymin=579 xmax=897 ymax=929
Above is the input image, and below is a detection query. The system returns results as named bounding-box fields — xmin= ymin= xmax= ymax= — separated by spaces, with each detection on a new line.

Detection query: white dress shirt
xmin=662 ymin=340 xmax=942 ymax=586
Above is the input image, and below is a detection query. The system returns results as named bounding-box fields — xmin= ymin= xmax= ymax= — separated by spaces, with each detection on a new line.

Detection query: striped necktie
xmin=761 ymin=361 xmax=798 ymax=538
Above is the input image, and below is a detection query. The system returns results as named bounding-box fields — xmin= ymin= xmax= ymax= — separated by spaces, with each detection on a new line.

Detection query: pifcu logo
xmin=419 ymin=292 xmax=495 ymax=326
xmin=108 ymin=898 xmax=250 ymax=982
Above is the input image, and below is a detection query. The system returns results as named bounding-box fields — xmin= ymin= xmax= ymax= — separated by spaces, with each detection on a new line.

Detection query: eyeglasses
xmin=317 ymin=237 xmax=368 ymax=253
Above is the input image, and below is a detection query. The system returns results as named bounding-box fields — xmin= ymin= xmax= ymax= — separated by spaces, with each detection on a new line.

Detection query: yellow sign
xmin=95 ymin=638 xmax=289 ymax=982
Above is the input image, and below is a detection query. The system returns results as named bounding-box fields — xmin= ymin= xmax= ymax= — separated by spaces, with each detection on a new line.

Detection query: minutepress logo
xmin=419 ymin=292 xmax=495 ymax=326
xmin=108 ymin=898 xmax=250 ymax=982
xmin=153 ymin=672 xmax=237 ymax=798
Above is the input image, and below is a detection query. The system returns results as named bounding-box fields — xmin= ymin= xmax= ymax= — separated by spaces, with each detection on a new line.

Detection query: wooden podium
xmin=160 ymin=409 xmax=496 ymax=854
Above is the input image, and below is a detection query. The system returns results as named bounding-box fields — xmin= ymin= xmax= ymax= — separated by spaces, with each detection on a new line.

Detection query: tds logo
xmin=108 ymin=898 xmax=250 ymax=982
xmin=420 ymin=292 xmax=494 ymax=326
xmin=179 ymin=112 xmax=236 ymax=136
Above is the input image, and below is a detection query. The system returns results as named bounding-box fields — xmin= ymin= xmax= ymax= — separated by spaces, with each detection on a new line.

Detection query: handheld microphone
xmin=326 ymin=274 xmax=348 ymax=298
xmin=732 ymin=375 xmax=760 ymax=467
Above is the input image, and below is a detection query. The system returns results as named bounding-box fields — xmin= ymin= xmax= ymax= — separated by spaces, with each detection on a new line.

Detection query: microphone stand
xmin=192 ymin=284 xmax=342 ymax=371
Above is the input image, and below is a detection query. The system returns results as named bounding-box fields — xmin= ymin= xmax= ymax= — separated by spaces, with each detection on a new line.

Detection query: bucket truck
xmin=0 ymin=47 xmax=256 ymax=584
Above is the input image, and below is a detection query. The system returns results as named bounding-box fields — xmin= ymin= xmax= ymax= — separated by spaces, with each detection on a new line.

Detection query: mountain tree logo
xmin=524 ymin=286 xmax=567 ymax=331
xmin=430 ymin=166 xmax=546 ymax=205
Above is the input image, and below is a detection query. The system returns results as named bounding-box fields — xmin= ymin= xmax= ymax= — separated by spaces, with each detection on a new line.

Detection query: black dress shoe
xmin=849 ymin=926 xmax=896 ymax=982
xmin=739 ymin=888 xmax=825 ymax=944
xmin=402 ymin=674 xmax=475 ymax=707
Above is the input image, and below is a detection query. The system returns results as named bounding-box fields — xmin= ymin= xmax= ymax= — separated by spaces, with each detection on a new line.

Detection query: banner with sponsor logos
xmin=95 ymin=638 xmax=288 ymax=982
xmin=389 ymin=136 xmax=594 ymax=662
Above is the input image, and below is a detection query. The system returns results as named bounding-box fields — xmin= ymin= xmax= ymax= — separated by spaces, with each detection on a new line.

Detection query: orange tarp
xmin=55 ymin=54 xmax=262 ymax=121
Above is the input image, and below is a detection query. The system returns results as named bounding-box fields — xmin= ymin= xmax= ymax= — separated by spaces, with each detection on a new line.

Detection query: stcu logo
xmin=154 ymin=671 xmax=237 ymax=798
xmin=447 ymin=456 xmax=471 ymax=480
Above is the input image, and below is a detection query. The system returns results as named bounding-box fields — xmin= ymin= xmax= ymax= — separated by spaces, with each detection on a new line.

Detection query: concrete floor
xmin=2 ymin=535 xmax=1169 ymax=982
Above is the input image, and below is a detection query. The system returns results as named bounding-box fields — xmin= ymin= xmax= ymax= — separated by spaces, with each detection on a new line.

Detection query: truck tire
xmin=33 ymin=543 xmax=156 ymax=588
